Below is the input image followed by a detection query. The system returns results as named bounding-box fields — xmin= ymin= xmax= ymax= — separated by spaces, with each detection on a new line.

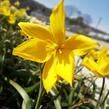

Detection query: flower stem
xmin=35 ymin=64 xmax=44 ymax=109
xmin=101 ymin=90 xmax=109 ymax=108
xmin=68 ymin=87 xmax=74 ymax=109
xmin=102 ymin=90 xmax=109 ymax=104
xmin=95 ymin=78 xmax=105 ymax=109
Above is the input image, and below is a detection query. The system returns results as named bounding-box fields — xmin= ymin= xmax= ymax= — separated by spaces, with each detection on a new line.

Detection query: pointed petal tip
xmin=62 ymin=0 xmax=64 ymax=3
xmin=18 ymin=22 xmax=27 ymax=27
xmin=18 ymin=22 xmax=31 ymax=28
xmin=59 ymin=0 xmax=64 ymax=8
xmin=46 ymin=88 xmax=51 ymax=93
xmin=12 ymin=48 xmax=20 ymax=57
xmin=70 ymin=83 xmax=72 ymax=87
xmin=12 ymin=48 xmax=16 ymax=55
xmin=59 ymin=0 xmax=64 ymax=3
xmin=69 ymin=80 xmax=73 ymax=87
xmin=18 ymin=22 xmax=23 ymax=27
xmin=43 ymin=82 xmax=53 ymax=93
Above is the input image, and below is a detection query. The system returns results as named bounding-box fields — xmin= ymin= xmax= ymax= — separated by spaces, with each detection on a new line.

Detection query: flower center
xmin=57 ymin=48 xmax=62 ymax=54
xmin=56 ymin=44 xmax=65 ymax=54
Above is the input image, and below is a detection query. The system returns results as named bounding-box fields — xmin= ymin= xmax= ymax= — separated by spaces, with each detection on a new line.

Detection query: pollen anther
xmin=58 ymin=48 xmax=62 ymax=54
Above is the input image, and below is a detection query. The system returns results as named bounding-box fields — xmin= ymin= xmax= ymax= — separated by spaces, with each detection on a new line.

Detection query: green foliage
xmin=0 ymin=13 xmax=39 ymax=109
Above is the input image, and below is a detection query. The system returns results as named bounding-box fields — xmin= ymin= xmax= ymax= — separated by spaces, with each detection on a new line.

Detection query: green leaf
xmin=50 ymin=89 xmax=62 ymax=109
xmin=9 ymin=79 xmax=31 ymax=109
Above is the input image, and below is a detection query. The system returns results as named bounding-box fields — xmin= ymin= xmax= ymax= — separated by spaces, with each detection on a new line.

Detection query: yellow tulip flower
xmin=8 ymin=13 xmax=16 ymax=24
xmin=0 ymin=0 xmax=10 ymax=16
xmin=13 ymin=0 xmax=98 ymax=92
xmin=0 ymin=0 xmax=27 ymax=24
xmin=82 ymin=46 xmax=109 ymax=77
xmin=15 ymin=9 xmax=27 ymax=17
xmin=7 ymin=8 xmax=27 ymax=24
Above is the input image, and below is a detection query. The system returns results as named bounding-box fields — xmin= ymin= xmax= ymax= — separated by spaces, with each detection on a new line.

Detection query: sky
xmin=35 ymin=0 xmax=109 ymax=33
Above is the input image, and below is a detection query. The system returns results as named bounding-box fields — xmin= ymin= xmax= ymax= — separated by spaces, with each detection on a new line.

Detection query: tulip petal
xmin=82 ymin=50 xmax=109 ymax=77
xmin=56 ymin=50 xmax=74 ymax=85
xmin=13 ymin=38 xmax=55 ymax=63
xmin=42 ymin=50 xmax=74 ymax=92
xmin=97 ymin=48 xmax=109 ymax=76
xmin=64 ymin=34 xmax=98 ymax=55
xmin=18 ymin=22 xmax=53 ymax=40
xmin=42 ymin=57 xmax=57 ymax=92
xmin=82 ymin=55 xmax=102 ymax=77
xmin=50 ymin=0 xmax=65 ymax=44
xmin=103 ymin=63 xmax=109 ymax=76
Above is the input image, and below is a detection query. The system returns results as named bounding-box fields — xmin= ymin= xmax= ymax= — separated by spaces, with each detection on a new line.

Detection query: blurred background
xmin=12 ymin=0 xmax=109 ymax=41
xmin=10 ymin=0 xmax=109 ymax=52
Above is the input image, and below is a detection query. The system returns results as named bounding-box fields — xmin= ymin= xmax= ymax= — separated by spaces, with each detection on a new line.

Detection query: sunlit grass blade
xmin=9 ymin=79 xmax=31 ymax=109
xmin=50 ymin=89 xmax=62 ymax=109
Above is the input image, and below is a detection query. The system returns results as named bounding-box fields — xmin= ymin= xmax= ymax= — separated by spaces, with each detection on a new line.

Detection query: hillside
xmin=11 ymin=0 xmax=109 ymax=41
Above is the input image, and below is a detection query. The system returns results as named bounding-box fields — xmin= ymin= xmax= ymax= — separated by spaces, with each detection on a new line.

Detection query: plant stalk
xmin=95 ymin=78 xmax=105 ymax=109
xmin=35 ymin=64 xmax=43 ymax=109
